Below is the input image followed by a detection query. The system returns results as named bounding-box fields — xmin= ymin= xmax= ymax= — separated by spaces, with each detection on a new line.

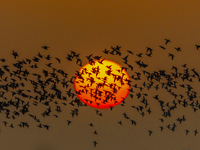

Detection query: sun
xmin=74 ymin=59 xmax=130 ymax=109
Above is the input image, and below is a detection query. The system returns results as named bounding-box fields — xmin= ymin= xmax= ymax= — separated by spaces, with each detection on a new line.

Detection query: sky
xmin=0 ymin=1 xmax=200 ymax=150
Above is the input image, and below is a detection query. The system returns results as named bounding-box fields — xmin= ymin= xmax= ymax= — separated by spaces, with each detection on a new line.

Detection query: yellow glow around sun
xmin=74 ymin=59 xmax=130 ymax=109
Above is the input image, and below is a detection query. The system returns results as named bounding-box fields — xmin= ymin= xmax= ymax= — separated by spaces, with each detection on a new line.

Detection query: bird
xmin=93 ymin=141 xmax=98 ymax=147
xmin=93 ymin=130 xmax=98 ymax=135
xmin=127 ymin=50 xmax=133 ymax=54
xmin=11 ymin=50 xmax=18 ymax=59
xmin=3 ymin=121 xmax=7 ymax=126
xmin=146 ymin=47 xmax=153 ymax=53
xmin=103 ymin=49 xmax=109 ymax=54
xmin=130 ymin=120 xmax=137 ymax=126
xmin=185 ymin=130 xmax=189 ymax=135
xmin=194 ymin=129 xmax=198 ymax=136
xmin=159 ymin=46 xmax=166 ymax=50
xmin=43 ymin=124 xmax=50 ymax=130
xmin=148 ymin=130 xmax=153 ymax=136
xmin=118 ymin=121 xmax=122 ymax=125
xmin=168 ymin=53 xmax=174 ymax=60
xmin=45 ymin=55 xmax=51 ymax=60
xmin=41 ymin=45 xmax=50 ymax=50
xmin=136 ymin=53 xmax=143 ymax=57
xmin=175 ymin=47 xmax=181 ymax=52
xmin=165 ymin=39 xmax=171 ymax=45
xmin=10 ymin=123 xmax=14 ymax=128
xmin=195 ymin=44 xmax=200 ymax=50
xmin=146 ymin=108 xmax=152 ymax=114
xmin=0 ymin=58 xmax=6 ymax=62
xmin=159 ymin=126 xmax=164 ymax=132
xmin=37 ymin=124 xmax=43 ymax=128
xmin=55 ymin=57 xmax=61 ymax=63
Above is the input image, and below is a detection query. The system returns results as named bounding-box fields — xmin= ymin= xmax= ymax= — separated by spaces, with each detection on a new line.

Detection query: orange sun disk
xmin=74 ymin=59 xmax=130 ymax=109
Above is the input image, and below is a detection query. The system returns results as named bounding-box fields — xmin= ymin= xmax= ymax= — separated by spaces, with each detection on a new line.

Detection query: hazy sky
xmin=1 ymin=1 xmax=200 ymax=150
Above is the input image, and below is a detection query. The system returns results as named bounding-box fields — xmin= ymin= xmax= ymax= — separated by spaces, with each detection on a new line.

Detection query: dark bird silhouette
xmin=159 ymin=126 xmax=164 ymax=132
xmin=93 ymin=141 xmax=98 ymax=147
xmin=159 ymin=46 xmax=166 ymax=50
xmin=66 ymin=54 xmax=73 ymax=61
xmin=146 ymin=52 xmax=152 ymax=57
xmin=136 ymin=53 xmax=143 ymax=57
xmin=11 ymin=50 xmax=18 ymax=59
xmin=93 ymin=55 xmax=102 ymax=60
xmin=127 ymin=64 xmax=133 ymax=71
xmin=32 ymin=57 xmax=40 ymax=62
xmin=43 ymin=124 xmax=50 ymax=130
xmin=122 ymin=55 xmax=129 ymax=64
xmin=148 ymin=130 xmax=153 ymax=136
xmin=185 ymin=130 xmax=189 ymax=135
xmin=45 ymin=55 xmax=51 ymax=60
xmin=41 ymin=45 xmax=50 ymax=50
xmin=3 ymin=121 xmax=7 ymax=126
xmin=37 ymin=124 xmax=43 ymax=128
xmin=168 ymin=53 xmax=174 ymax=60
xmin=86 ymin=54 xmax=93 ymax=60
xmin=165 ymin=39 xmax=171 ymax=45
xmin=182 ymin=64 xmax=187 ymax=68
xmin=146 ymin=47 xmax=153 ymax=53
xmin=55 ymin=57 xmax=61 ymax=63
xmin=194 ymin=129 xmax=198 ymax=136
xmin=67 ymin=120 xmax=72 ymax=125
xmin=118 ymin=121 xmax=122 ymax=125
xmin=103 ymin=49 xmax=109 ymax=54
xmin=37 ymin=52 xmax=43 ymax=58
xmin=146 ymin=108 xmax=151 ymax=114
xmin=130 ymin=120 xmax=137 ymax=126
xmin=93 ymin=130 xmax=98 ymax=135
xmin=0 ymin=58 xmax=6 ymax=62
xmin=127 ymin=50 xmax=133 ymax=54
xmin=182 ymin=115 xmax=186 ymax=121
xmin=175 ymin=47 xmax=181 ymax=52
xmin=166 ymin=124 xmax=170 ymax=129
xmin=195 ymin=44 xmax=200 ymax=50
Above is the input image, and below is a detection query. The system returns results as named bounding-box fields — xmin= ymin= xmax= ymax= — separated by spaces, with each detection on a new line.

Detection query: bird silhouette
xmin=93 ymin=141 xmax=98 ymax=147
xmin=195 ymin=44 xmax=200 ymax=50
xmin=194 ymin=129 xmax=198 ymax=136
xmin=165 ymin=39 xmax=171 ymax=45
xmin=93 ymin=130 xmax=98 ymax=135
xmin=185 ymin=130 xmax=189 ymax=135
xmin=148 ymin=130 xmax=153 ymax=136
xmin=11 ymin=50 xmax=18 ymax=59
xmin=41 ymin=45 xmax=50 ymax=50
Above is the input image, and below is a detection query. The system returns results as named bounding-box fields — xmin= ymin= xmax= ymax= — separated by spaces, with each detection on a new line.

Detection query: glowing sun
xmin=74 ymin=59 xmax=130 ymax=109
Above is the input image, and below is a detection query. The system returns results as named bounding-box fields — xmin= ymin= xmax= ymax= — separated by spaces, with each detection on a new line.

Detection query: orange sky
xmin=1 ymin=1 xmax=200 ymax=150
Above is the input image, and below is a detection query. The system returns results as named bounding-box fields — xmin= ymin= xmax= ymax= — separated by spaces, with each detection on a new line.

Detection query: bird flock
xmin=0 ymin=39 xmax=200 ymax=147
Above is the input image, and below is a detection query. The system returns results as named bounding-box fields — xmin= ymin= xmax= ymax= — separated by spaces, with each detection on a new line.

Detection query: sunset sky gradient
xmin=0 ymin=1 xmax=200 ymax=150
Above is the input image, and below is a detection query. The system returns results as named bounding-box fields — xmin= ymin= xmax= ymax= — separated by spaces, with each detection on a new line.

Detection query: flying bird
xmin=185 ymin=130 xmax=189 ymax=135
xmin=93 ymin=141 xmax=98 ymax=147
xmin=195 ymin=44 xmax=200 ymax=50
xmin=148 ymin=130 xmax=153 ymax=136
xmin=175 ymin=47 xmax=181 ymax=52
xmin=165 ymin=39 xmax=171 ymax=45
xmin=168 ymin=53 xmax=174 ymax=60
xmin=159 ymin=46 xmax=166 ymax=50
xmin=41 ymin=45 xmax=50 ymax=50
xmin=194 ymin=129 xmax=198 ymax=136
xmin=127 ymin=50 xmax=133 ymax=54
xmin=11 ymin=50 xmax=18 ymax=59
